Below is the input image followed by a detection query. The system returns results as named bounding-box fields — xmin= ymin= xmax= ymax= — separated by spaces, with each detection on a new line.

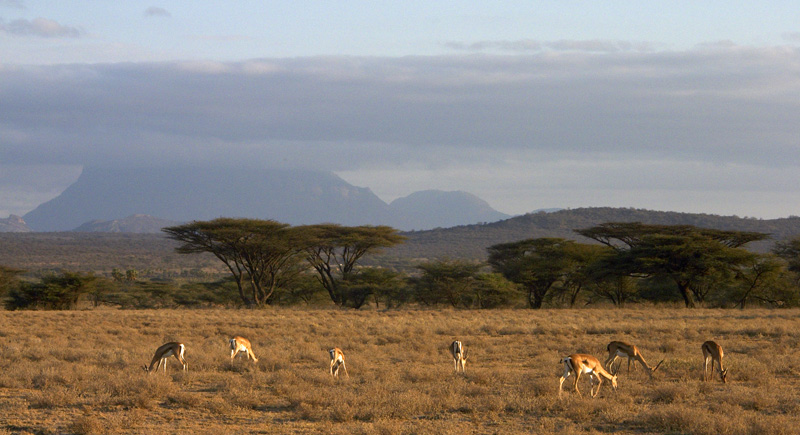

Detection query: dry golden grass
xmin=1 ymin=307 xmax=800 ymax=434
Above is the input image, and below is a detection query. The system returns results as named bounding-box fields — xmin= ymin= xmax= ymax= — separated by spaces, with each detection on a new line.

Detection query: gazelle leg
xmin=572 ymin=372 xmax=582 ymax=397
xmin=558 ymin=364 xmax=571 ymax=397
xmin=558 ymin=373 xmax=570 ymax=397
xmin=592 ymin=378 xmax=603 ymax=398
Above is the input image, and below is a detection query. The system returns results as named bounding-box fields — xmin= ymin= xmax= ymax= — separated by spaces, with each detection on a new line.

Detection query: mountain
xmin=5 ymin=207 xmax=800 ymax=274
xmin=72 ymin=214 xmax=182 ymax=233
xmin=380 ymin=207 xmax=800 ymax=260
xmin=23 ymin=166 xmax=393 ymax=232
xmin=0 ymin=215 xmax=31 ymax=232
xmin=389 ymin=190 xmax=510 ymax=230
xmin=22 ymin=166 xmax=511 ymax=232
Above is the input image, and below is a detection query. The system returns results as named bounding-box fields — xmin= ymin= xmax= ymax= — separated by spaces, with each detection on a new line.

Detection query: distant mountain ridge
xmin=5 ymin=207 xmax=800 ymax=274
xmin=389 ymin=190 xmax=510 ymax=230
xmin=381 ymin=207 xmax=800 ymax=259
xmin=72 ymin=214 xmax=182 ymax=233
xmin=0 ymin=215 xmax=31 ymax=232
xmin=21 ymin=166 xmax=511 ymax=232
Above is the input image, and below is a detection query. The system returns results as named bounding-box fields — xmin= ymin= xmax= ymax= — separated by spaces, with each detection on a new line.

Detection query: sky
xmin=2 ymin=1 xmax=800 ymax=219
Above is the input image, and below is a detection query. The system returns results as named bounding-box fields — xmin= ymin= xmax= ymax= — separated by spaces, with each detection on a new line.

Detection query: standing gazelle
xmin=604 ymin=341 xmax=664 ymax=378
xmin=142 ymin=342 xmax=187 ymax=374
xmin=559 ymin=353 xmax=618 ymax=398
xmin=229 ymin=336 xmax=258 ymax=363
xmin=702 ymin=340 xmax=728 ymax=383
xmin=450 ymin=340 xmax=468 ymax=373
xmin=329 ymin=348 xmax=349 ymax=378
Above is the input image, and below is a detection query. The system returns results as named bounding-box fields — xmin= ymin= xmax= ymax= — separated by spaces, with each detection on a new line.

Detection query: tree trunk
xmin=528 ymin=289 xmax=544 ymax=309
xmin=677 ymin=282 xmax=695 ymax=308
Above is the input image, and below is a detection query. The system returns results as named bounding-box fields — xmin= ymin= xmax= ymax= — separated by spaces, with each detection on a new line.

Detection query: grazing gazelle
xmin=559 ymin=353 xmax=618 ymax=398
xmin=329 ymin=348 xmax=348 ymax=378
xmin=702 ymin=340 xmax=728 ymax=383
xmin=229 ymin=336 xmax=258 ymax=363
xmin=450 ymin=340 xmax=468 ymax=373
xmin=604 ymin=341 xmax=664 ymax=378
xmin=142 ymin=342 xmax=187 ymax=374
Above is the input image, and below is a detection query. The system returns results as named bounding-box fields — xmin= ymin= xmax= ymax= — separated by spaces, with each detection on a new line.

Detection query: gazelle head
xmin=721 ymin=368 xmax=728 ymax=383
xmin=610 ymin=374 xmax=619 ymax=391
xmin=648 ymin=359 xmax=665 ymax=377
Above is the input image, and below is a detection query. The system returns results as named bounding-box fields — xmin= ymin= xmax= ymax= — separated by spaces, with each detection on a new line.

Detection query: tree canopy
xmin=487 ymin=238 xmax=587 ymax=308
xmin=299 ymin=224 xmax=405 ymax=307
xmin=164 ymin=220 xmax=405 ymax=308
xmin=163 ymin=218 xmax=304 ymax=306
xmin=576 ymin=222 xmax=769 ymax=307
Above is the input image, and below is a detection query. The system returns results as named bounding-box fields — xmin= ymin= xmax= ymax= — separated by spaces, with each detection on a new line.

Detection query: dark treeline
xmin=2 ymin=218 xmax=800 ymax=310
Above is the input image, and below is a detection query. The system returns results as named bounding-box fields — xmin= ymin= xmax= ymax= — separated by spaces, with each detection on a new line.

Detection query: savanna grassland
xmin=1 ymin=308 xmax=799 ymax=435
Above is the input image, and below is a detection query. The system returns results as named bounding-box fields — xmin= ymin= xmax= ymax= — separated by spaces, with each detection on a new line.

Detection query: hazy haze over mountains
xmin=20 ymin=166 xmax=512 ymax=232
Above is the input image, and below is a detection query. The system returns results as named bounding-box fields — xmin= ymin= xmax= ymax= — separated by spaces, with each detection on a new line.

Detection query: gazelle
xmin=450 ymin=340 xmax=468 ymax=373
xmin=702 ymin=340 xmax=728 ymax=383
xmin=604 ymin=341 xmax=664 ymax=377
xmin=559 ymin=353 xmax=618 ymax=398
xmin=329 ymin=348 xmax=348 ymax=378
xmin=142 ymin=342 xmax=187 ymax=374
xmin=229 ymin=336 xmax=258 ymax=363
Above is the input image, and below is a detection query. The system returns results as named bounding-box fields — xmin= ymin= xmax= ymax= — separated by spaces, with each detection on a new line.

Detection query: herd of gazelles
xmin=142 ymin=337 xmax=729 ymax=399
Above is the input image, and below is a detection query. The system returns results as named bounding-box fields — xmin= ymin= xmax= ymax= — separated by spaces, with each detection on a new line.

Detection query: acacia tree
xmin=487 ymin=238 xmax=582 ymax=309
xmin=299 ymin=224 xmax=405 ymax=307
xmin=341 ymin=268 xmax=403 ymax=309
xmin=731 ymin=254 xmax=788 ymax=308
xmin=410 ymin=260 xmax=519 ymax=309
xmin=555 ymin=243 xmax=610 ymax=307
xmin=0 ymin=265 xmax=24 ymax=297
xmin=163 ymin=218 xmax=306 ymax=306
xmin=576 ymin=223 xmax=768 ymax=307
xmin=774 ymin=236 xmax=800 ymax=283
xmin=412 ymin=259 xmax=482 ymax=307
xmin=6 ymin=271 xmax=98 ymax=310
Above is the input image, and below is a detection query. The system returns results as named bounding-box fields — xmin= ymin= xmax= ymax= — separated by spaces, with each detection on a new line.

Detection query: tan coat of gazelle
xmin=229 ymin=336 xmax=258 ymax=363
xmin=329 ymin=348 xmax=348 ymax=378
xmin=559 ymin=354 xmax=618 ymax=398
xmin=702 ymin=340 xmax=728 ymax=383
xmin=450 ymin=340 xmax=468 ymax=373
xmin=604 ymin=341 xmax=663 ymax=378
xmin=142 ymin=342 xmax=187 ymax=374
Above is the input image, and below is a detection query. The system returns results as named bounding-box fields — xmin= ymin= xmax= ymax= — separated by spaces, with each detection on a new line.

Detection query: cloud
xmin=445 ymin=39 xmax=542 ymax=52
xmin=0 ymin=17 xmax=82 ymax=38
xmin=2 ymin=47 xmax=800 ymax=217
xmin=144 ymin=6 xmax=171 ymax=18
xmin=2 ymin=49 xmax=799 ymax=169
xmin=782 ymin=32 xmax=800 ymax=42
xmin=445 ymin=39 xmax=655 ymax=53
xmin=0 ymin=0 xmax=24 ymax=9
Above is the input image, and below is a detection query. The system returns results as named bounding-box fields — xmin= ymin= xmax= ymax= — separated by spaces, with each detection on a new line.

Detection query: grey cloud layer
xmin=0 ymin=16 xmax=81 ymax=37
xmin=144 ymin=7 xmax=170 ymax=18
xmin=446 ymin=39 xmax=655 ymax=53
xmin=2 ymin=48 xmax=799 ymax=172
